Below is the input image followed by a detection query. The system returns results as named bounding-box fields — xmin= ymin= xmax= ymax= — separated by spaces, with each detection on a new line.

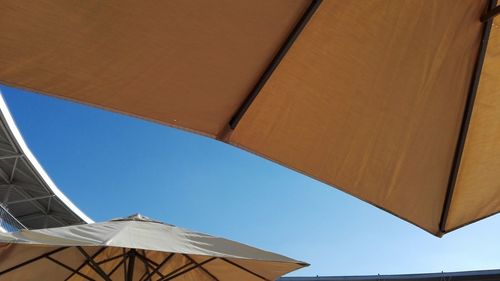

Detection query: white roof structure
xmin=0 ymin=92 xmax=92 ymax=231
xmin=279 ymin=269 xmax=500 ymax=281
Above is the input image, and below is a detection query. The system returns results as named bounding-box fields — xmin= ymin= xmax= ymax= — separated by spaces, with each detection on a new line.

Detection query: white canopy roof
xmin=0 ymin=91 xmax=92 ymax=230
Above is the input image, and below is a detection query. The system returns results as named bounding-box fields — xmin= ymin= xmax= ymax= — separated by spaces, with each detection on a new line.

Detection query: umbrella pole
xmin=127 ymin=249 xmax=136 ymax=281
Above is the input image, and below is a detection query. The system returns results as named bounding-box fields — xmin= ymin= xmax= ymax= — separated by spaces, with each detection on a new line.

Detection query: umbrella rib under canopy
xmin=0 ymin=246 xmax=284 ymax=281
xmin=439 ymin=0 xmax=498 ymax=234
xmin=1 ymin=0 xmax=500 ymax=236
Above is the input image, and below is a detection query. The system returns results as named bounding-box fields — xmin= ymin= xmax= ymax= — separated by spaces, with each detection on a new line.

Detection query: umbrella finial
xmin=111 ymin=213 xmax=167 ymax=224
xmin=125 ymin=213 xmax=151 ymax=221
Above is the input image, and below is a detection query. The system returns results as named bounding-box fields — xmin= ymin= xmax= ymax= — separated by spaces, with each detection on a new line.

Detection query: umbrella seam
xmin=439 ymin=0 xmax=498 ymax=235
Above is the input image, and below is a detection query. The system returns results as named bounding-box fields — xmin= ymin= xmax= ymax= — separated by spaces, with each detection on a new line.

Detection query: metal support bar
xmin=138 ymin=261 xmax=151 ymax=281
xmin=135 ymin=252 xmax=160 ymax=268
xmin=159 ymin=258 xmax=216 ymax=281
xmin=0 ymin=147 xmax=17 ymax=155
xmin=0 ymin=183 xmax=48 ymax=194
xmin=228 ymin=0 xmax=323 ymax=129
xmin=46 ymin=256 xmax=96 ymax=281
xmin=221 ymin=258 xmax=271 ymax=281
xmin=141 ymin=253 xmax=174 ymax=281
xmin=123 ymin=248 xmax=128 ymax=279
xmin=183 ymin=255 xmax=220 ymax=281
xmin=16 ymin=212 xmax=46 ymax=222
xmin=107 ymin=250 xmax=128 ymax=278
xmin=8 ymin=186 xmax=49 ymax=217
xmin=158 ymin=261 xmax=194 ymax=281
xmin=138 ymin=251 xmax=152 ymax=281
xmin=135 ymin=252 xmax=164 ymax=278
xmin=15 ymin=211 xmax=73 ymax=224
xmin=0 ymin=166 xmax=12 ymax=183
xmin=65 ymin=247 xmax=106 ymax=281
xmin=0 ymin=247 xmax=68 ymax=276
xmin=8 ymin=184 xmax=67 ymax=226
xmin=4 ymin=194 xmax=54 ymax=205
xmin=481 ymin=4 xmax=500 ymax=21
xmin=0 ymin=154 xmax=22 ymax=161
xmin=97 ymin=252 xmax=127 ymax=265
xmin=9 ymin=157 xmax=18 ymax=182
xmin=2 ymin=185 xmax=12 ymax=204
xmin=439 ymin=0 xmax=498 ymax=234
xmin=77 ymin=247 xmax=112 ymax=281
xmin=46 ymin=196 xmax=52 ymax=213
xmin=0 ymin=203 xmax=26 ymax=230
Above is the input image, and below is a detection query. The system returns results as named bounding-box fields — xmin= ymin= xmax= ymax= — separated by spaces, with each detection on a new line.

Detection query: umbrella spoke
xmin=107 ymin=250 xmax=128 ymax=278
xmin=122 ymin=248 xmax=128 ymax=279
xmin=97 ymin=252 xmax=127 ymax=265
xmin=141 ymin=253 xmax=174 ymax=281
xmin=66 ymin=247 xmax=107 ymax=281
xmin=159 ymin=257 xmax=216 ymax=281
xmin=0 ymin=246 xmax=68 ymax=276
xmin=136 ymin=251 xmax=161 ymax=268
xmin=221 ymin=258 xmax=271 ymax=281
xmin=126 ymin=249 xmax=136 ymax=281
xmin=136 ymin=251 xmax=154 ymax=281
xmin=183 ymin=255 xmax=219 ymax=281
xmin=139 ymin=269 xmax=149 ymax=281
xmin=77 ymin=246 xmax=112 ymax=281
xmin=136 ymin=252 xmax=160 ymax=272
xmin=138 ymin=255 xmax=151 ymax=281
xmin=46 ymin=256 xmax=96 ymax=281
xmin=157 ymin=261 xmax=194 ymax=281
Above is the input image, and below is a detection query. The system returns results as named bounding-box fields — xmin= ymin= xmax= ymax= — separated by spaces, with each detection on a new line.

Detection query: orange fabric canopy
xmin=0 ymin=0 xmax=498 ymax=236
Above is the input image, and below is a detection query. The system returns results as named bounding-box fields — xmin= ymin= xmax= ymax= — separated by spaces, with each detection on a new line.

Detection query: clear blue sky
xmin=0 ymin=84 xmax=499 ymax=277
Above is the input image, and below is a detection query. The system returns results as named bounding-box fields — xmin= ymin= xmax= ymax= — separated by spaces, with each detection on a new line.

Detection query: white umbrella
xmin=0 ymin=214 xmax=307 ymax=280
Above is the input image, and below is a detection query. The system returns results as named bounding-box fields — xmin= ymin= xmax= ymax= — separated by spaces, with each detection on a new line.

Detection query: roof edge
xmin=280 ymin=268 xmax=500 ymax=281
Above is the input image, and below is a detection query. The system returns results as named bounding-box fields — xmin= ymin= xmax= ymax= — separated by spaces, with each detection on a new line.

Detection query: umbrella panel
xmin=228 ymin=0 xmax=487 ymax=235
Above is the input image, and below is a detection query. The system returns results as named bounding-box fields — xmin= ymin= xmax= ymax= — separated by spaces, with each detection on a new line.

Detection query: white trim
xmin=0 ymin=91 xmax=93 ymax=224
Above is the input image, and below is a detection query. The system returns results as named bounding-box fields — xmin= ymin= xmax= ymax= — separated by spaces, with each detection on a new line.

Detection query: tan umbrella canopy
xmin=0 ymin=0 xmax=499 ymax=236
xmin=0 ymin=214 xmax=307 ymax=280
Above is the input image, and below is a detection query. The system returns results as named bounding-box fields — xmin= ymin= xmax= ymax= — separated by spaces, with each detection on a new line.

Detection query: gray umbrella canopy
xmin=0 ymin=214 xmax=307 ymax=280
